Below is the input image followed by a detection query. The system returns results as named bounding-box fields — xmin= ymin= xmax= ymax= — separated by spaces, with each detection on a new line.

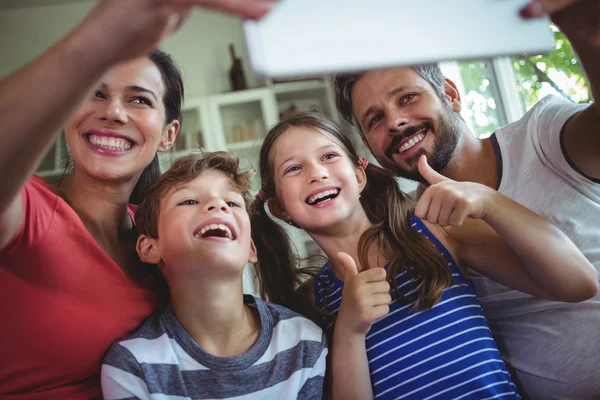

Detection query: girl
xmin=250 ymin=111 xmax=597 ymax=400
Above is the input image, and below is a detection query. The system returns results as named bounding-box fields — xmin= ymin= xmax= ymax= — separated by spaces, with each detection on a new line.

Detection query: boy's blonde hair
xmin=136 ymin=152 xmax=254 ymax=239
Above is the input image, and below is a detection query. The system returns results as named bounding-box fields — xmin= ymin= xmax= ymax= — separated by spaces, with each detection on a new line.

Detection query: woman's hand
xmin=79 ymin=0 xmax=277 ymax=64
xmin=415 ymin=155 xmax=497 ymax=227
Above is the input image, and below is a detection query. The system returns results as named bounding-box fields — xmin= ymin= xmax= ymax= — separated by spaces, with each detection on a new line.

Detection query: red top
xmin=0 ymin=176 xmax=164 ymax=399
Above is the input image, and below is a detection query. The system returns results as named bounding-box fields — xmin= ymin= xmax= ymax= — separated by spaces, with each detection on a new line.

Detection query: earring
xmin=288 ymin=220 xmax=294 ymax=225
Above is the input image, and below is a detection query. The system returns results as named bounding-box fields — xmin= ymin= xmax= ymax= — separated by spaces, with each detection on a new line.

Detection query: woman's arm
xmin=416 ymin=156 xmax=598 ymax=302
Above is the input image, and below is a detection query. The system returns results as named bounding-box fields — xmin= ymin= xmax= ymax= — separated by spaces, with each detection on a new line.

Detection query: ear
xmin=158 ymin=119 xmax=180 ymax=152
xmin=355 ymin=162 xmax=368 ymax=193
xmin=248 ymin=239 xmax=258 ymax=264
xmin=267 ymin=197 xmax=291 ymax=222
xmin=136 ymin=234 xmax=162 ymax=265
xmin=443 ymin=78 xmax=462 ymax=113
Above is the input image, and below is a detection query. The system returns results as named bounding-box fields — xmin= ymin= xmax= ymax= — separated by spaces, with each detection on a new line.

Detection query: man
xmin=333 ymin=0 xmax=599 ymax=398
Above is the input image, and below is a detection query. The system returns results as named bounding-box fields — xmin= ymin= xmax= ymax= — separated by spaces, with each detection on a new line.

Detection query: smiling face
xmin=64 ymin=57 xmax=178 ymax=183
xmin=351 ymin=67 xmax=463 ymax=181
xmin=138 ymin=169 xmax=257 ymax=283
xmin=269 ymin=127 xmax=366 ymax=232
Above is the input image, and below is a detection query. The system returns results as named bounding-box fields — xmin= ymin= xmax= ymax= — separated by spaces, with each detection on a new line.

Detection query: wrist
xmin=61 ymin=5 xmax=124 ymax=72
xmin=479 ymin=188 xmax=500 ymax=222
xmin=333 ymin=319 xmax=367 ymax=341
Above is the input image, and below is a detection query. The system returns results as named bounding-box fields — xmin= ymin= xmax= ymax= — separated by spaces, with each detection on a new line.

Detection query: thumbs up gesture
xmin=415 ymin=155 xmax=494 ymax=227
xmin=334 ymin=252 xmax=391 ymax=336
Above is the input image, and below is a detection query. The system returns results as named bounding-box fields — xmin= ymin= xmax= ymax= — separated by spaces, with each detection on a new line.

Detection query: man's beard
xmin=380 ymin=104 xmax=461 ymax=183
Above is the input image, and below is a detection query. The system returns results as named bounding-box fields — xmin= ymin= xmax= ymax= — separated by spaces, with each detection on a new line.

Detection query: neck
xmin=170 ymin=273 xmax=260 ymax=357
xmin=307 ymin=208 xmax=384 ymax=276
xmin=56 ymin=167 xmax=139 ymax=237
xmin=441 ymin=134 xmax=498 ymax=189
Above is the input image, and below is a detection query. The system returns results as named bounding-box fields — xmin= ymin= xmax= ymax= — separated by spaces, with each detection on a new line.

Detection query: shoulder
xmin=24 ymin=175 xmax=59 ymax=208
xmin=414 ymin=217 xmax=461 ymax=265
xmin=257 ymin=297 xmax=325 ymax=343
xmin=105 ymin=307 xmax=170 ymax=362
xmin=1 ymin=176 xmax=60 ymax=254
xmin=498 ymin=95 xmax=585 ymax=140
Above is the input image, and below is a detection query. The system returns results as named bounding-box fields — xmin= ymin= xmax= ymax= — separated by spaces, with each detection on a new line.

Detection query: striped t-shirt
xmin=101 ymin=295 xmax=327 ymax=400
xmin=314 ymin=216 xmax=520 ymax=400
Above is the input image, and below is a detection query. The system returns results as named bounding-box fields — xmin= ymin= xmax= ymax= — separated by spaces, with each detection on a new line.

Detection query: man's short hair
xmin=334 ymin=64 xmax=446 ymax=137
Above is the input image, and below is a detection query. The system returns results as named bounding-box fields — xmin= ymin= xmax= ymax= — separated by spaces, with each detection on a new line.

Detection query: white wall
xmin=0 ymin=2 xmax=259 ymax=98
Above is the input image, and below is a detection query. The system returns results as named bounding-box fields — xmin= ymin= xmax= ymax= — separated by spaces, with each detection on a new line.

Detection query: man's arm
xmin=523 ymin=0 xmax=600 ymax=179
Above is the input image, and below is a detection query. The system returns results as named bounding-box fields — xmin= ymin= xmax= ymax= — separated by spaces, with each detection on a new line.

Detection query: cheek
xmin=65 ymin=104 xmax=95 ymax=135
xmin=279 ymin=183 xmax=302 ymax=211
xmin=134 ymin=111 xmax=166 ymax=144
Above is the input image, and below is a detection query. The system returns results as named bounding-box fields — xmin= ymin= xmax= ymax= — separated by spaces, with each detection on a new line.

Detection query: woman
xmin=0 ymin=1 xmax=275 ymax=399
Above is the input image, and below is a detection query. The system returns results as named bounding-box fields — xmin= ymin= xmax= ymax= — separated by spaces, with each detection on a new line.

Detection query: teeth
xmin=397 ymin=132 xmax=425 ymax=153
xmin=88 ymin=135 xmax=132 ymax=151
xmin=308 ymin=188 xmax=339 ymax=205
xmin=196 ymin=223 xmax=233 ymax=239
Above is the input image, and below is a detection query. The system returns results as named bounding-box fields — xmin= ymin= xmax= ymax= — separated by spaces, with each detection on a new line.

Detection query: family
xmin=0 ymin=1 xmax=598 ymax=399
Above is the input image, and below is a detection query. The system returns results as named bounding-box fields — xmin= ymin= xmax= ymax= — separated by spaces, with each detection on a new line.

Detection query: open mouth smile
xmin=393 ymin=129 xmax=427 ymax=155
xmin=193 ymin=219 xmax=237 ymax=241
xmin=306 ymin=188 xmax=340 ymax=206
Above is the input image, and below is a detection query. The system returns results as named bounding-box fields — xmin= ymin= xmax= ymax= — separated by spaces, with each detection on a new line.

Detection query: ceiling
xmin=0 ymin=0 xmax=93 ymax=10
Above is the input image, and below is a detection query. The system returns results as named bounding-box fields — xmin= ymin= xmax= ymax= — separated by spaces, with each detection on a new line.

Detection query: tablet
xmin=244 ymin=0 xmax=554 ymax=78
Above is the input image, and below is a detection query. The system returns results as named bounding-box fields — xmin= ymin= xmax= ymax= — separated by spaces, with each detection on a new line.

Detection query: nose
xmin=98 ymin=98 xmax=128 ymax=125
xmin=307 ymin=161 xmax=329 ymax=184
xmin=205 ymin=198 xmax=230 ymax=214
xmin=385 ymin=109 xmax=409 ymax=135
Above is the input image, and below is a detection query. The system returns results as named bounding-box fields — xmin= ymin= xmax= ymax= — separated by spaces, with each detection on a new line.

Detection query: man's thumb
xmin=418 ymin=155 xmax=448 ymax=185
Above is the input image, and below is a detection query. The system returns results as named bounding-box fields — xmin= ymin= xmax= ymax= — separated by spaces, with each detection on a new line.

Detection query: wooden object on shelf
xmin=228 ymin=44 xmax=247 ymax=91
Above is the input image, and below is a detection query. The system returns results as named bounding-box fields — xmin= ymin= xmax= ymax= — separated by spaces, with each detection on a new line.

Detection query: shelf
xmin=274 ymin=81 xmax=328 ymax=103
xmin=210 ymin=87 xmax=273 ymax=107
xmin=272 ymin=79 xmax=326 ymax=95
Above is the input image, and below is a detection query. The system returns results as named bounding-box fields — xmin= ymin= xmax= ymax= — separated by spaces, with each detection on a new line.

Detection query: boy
xmin=101 ymin=152 xmax=327 ymax=400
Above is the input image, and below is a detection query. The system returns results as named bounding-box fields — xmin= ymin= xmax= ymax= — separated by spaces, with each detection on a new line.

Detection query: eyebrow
xmin=127 ymin=85 xmax=159 ymax=102
xmin=98 ymin=83 xmax=159 ymax=102
xmin=361 ymin=86 xmax=406 ymax=126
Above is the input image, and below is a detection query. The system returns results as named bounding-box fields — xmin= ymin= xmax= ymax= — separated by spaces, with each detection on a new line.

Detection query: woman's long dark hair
xmin=129 ymin=49 xmax=184 ymax=205
xmin=252 ymin=110 xmax=460 ymax=313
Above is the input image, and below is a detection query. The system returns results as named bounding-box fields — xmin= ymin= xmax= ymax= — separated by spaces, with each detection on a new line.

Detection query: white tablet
xmin=244 ymin=0 xmax=554 ymax=78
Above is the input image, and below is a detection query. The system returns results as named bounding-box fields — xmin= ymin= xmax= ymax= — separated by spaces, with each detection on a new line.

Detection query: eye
xmin=400 ymin=93 xmax=416 ymax=105
xmin=178 ymin=199 xmax=198 ymax=206
xmin=284 ymin=165 xmax=302 ymax=175
xmin=323 ymin=152 xmax=339 ymax=161
xmin=367 ymin=114 xmax=383 ymax=129
xmin=93 ymin=90 xmax=106 ymax=99
xmin=131 ymin=96 xmax=153 ymax=106
xmin=226 ymin=200 xmax=241 ymax=208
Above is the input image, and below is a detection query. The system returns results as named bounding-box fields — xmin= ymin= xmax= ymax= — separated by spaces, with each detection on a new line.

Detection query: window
xmin=512 ymin=24 xmax=591 ymax=112
xmin=441 ymin=60 xmax=502 ymax=138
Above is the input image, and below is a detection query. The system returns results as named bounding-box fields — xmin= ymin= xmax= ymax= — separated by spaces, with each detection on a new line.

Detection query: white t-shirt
xmin=470 ymin=95 xmax=600 ymax=399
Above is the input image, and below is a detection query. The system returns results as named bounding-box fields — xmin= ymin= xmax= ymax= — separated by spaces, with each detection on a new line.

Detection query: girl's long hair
xmin=251 ymin=110 xmax=459 ymax=313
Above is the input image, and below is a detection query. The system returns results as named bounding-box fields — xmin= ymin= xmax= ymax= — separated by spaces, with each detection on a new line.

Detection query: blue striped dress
xmin=314 ymin=215 xmax=520 ymax=400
